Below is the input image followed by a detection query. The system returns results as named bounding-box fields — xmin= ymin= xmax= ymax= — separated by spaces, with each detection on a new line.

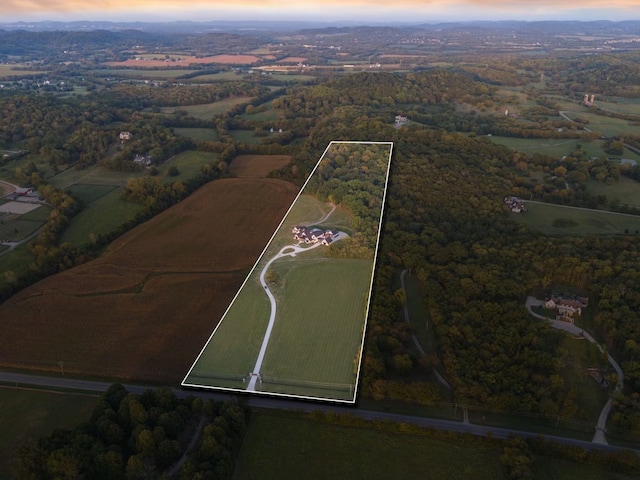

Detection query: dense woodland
xmin=18 ymin=384 xmax=246 ymax=479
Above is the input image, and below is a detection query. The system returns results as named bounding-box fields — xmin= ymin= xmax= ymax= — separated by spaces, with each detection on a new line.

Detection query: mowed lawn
xmin=260 ymin=258 xmax=372 ymax=399
xmin=515 ymin=201 xmax=640 ymax=235
xmin=186 ymin=279 xmax=272 ymax=388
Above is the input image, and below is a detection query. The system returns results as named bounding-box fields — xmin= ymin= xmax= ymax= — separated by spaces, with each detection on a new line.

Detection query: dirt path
xmin=401 ymin=270 xmax=451 ymax=391
xmin=164 ymin=414 xmax=207 ymax=478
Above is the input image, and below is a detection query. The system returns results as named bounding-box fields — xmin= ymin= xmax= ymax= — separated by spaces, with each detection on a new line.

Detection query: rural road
xmin=0 ymin=370 xmax=634 ymax=455
xmin=525 ymin=296 xmax=624 ymax=444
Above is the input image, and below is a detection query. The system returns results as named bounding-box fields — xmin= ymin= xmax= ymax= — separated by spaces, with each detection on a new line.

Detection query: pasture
xmin=0 ymin=205 xmax=50 ymax=242
xmin=160 ymin=97 xmax=250 ymax=119
xmin=183 ymin=142 xmax=393 ymax=402
xmin=586 ymin=177 xmax=640 ymax=208
xmin=59 ymin=187 xmax=143 ymax=246
xmin=0 ymin=176 xmax=299 ymax=382
xmin=514 ymin=201 xmax=640 ymax=235
xmin=488 ymin=136 xmax=624 ymax=159
xmin=48 ymin=164 xmax=136 ymax=189
xmin=229 ymin=129 xmax=263 ymax=145
xmin=235 ymin=411 xmax=626 ymax=480
xmin=158 ymin=150 xmax=219 ymax=182
xmin=173 ymin=127 xmax=219 ymax=142
xmin=0 ymin=388 xmax=97 ymax=480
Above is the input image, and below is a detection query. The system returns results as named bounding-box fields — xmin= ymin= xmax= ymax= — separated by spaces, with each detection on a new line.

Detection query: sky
xmin=1 ymin=0 xmax=639 ymax=23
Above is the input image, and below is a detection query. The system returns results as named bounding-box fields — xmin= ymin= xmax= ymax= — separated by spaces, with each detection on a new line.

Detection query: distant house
xmin=119 ymin=131 xmax=133 ymax=141
xmin=133 ymin=154 xmax=153 ymax=166
xmin=394 ymin=115 xmax=408 ymax=128
xmin=15 ymin=187 xmax=33 ymax=196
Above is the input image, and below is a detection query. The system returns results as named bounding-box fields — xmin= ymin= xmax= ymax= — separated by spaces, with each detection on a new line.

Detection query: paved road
xmin=0 ymin=370 xmax=634 ymax=455
xmin=525 ymin=297 xmax=623 ymax=444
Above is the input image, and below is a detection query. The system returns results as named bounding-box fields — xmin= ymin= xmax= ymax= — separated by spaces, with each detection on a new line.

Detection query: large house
xmin=545 ymin=294 xmax=589 ymax=322
xmin=504 ymin=195 xmax=527 ymax=213
xmin=292 ymin=226 xmax=337 ymax=245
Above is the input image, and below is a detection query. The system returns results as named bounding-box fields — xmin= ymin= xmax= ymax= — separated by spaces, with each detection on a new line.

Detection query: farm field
xmin=160 ymin=97 xmax=250 ymax=119
xmin=89 ymin=68 xmax=199 ymax=79
xmin=0 ymin=388 xmax=97 ymax=480
xmin=0 ymin=65 xmax=48 ymax=79
xmin=173 ymin=127 xmax=219 ymax=142
xmin=514 ymin=201 xmax=640 ymax=235
xmin=235 ymin=411 xmax=624 ymax=480
xmin=0 ymin=165 xmax=298 ymax=382
xmin=184 ymin=141 xmax=393 ymax=402
xmin=229 ymin=155 xmax=290 ymax=178
xmin=106 ymin=54 xmax=261 ymax=67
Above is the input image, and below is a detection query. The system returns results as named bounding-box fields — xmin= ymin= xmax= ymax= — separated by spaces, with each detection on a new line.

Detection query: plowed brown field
xmin=229 ymin=155 xmax=291 ymax=178
xmin=0 ymin=177 xmax=298 ymax=383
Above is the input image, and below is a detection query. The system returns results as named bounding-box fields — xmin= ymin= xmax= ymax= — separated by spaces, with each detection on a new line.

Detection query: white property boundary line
xmin=182 ymin=141 xmax=394 ymax=404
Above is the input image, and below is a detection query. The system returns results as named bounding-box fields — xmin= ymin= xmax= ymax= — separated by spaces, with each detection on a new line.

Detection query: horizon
xmin=2 ymin=1 xmax=640 ymax=24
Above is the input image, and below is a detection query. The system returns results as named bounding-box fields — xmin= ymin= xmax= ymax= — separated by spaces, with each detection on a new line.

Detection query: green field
xmin=489 ymin=136 xmax=640 ymax=163
xmin=0 ymin=388 xmax=97 ymax=480
xmin=161 ymin=97 xmax=251 ymax=119
xmin=514 ymin=201 xmax=640 ymax=235
xmin=158 ymin=150 xmax=219 ymax=182
xmin=229 ymin=129 xmax=264 ymax=145
xmin=235 ymin=411 xmax=625 ymax=480
xmin=191 ymin=71 xmax=246 ymax=82
xmin=48 ymin=164 xmax=137 ymax=189
xmin=586 ymin=177 xmax=640 ymax=208
xmin=260 ymin=258 xmax=371 ymax=399
xmin=59 ymin=187 xmax=143 ymax=246
xmin=173 ymin=127 xmax=219 ymax=142
xmin=560 ymin=110 xmax=639 ymax=137
xmin=184 ymin=142 xmax=393 ymax=401
xmin=89 ymin=68 xmax=198 ymax=79
xmin=66 ymin=183 xmax=118 ymax=204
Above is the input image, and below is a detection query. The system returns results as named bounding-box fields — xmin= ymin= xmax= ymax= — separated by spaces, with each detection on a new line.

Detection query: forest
xmin=18 ymin=384 xmax=247 ymax=479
